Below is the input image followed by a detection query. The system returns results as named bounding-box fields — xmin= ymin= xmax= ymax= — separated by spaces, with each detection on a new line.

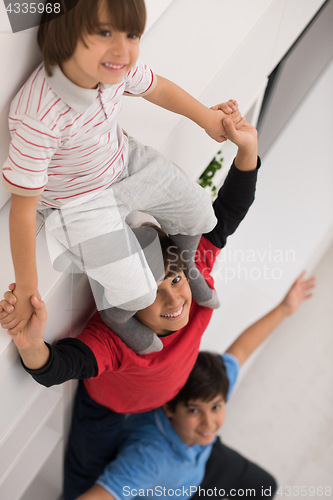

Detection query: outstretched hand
xmin=222 ymin=117 xmax=257 ymax=152
xmin=0 ymin=283 xmax=16 ymax=323
xmin=0 ymin=295 xmax=34 ymax=335
xmin=281 ymin=272 xmax=316 ymax=316
xmin=206 ymin=99 xmax=245 ymax=142
xmin=221 ymin=117 xmax=258 ymax=172
xmin=0 ymin=283 xmax=47 ymax=352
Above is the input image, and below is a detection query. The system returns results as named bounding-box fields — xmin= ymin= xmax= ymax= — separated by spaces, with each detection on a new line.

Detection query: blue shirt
xmin=97 ymin=354 xmax=240 ymax=500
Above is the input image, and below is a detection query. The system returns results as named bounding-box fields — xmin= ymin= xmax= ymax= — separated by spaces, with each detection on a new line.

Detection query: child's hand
xmin=281 ymin=272 xmax=316 ymax=316
xmin=222 ymin=118 xmax=257 ymax=151
xmin=0 ymin=283 xmax=16 ymax=319
xmin=212 ymin=99 xmax=244 ymax=129
xmin=0 ymin=284 xmax=38 ymax=335
xmin=212 ymin=99 xmax=239 ymax=115
xmin=221 ymin=118 xmax=258 ymax=172
xmin=206 ymin=99 xmax=245 ymax=142
xmin=0 ymin=283 xmax=47 ymax=351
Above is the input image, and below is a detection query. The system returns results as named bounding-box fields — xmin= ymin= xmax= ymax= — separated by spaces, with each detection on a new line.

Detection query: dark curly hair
xmin=165 ymin=352 xmax=229 ymax=412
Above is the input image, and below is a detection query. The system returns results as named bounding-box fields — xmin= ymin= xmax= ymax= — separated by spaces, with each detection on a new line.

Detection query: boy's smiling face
xmin=61 ymin=2 xmax=140 ymax=89
xmin=135 ymin=270 xmax=192 ymax=336
xmin=164 ymin=395 xmax=226 ymax=447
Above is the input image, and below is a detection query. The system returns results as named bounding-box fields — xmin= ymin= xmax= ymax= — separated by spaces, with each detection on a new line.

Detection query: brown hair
xmin=165 ymin=352 xmax=230 ymax=412
xmin=141 ymin=223 xmax=189 ymax=280
xmin=37 ymin=0 xmax=146 ymax=76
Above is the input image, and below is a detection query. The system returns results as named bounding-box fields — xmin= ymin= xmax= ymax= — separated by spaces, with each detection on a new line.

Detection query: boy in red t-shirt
xmin=1 ymin=118 xmax=259 ymax=499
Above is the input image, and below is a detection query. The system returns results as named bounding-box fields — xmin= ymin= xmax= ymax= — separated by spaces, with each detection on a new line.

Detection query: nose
xmin=200 ymin=412 xmax=214 ymax=429
xmin=109 ymin=32 xmax=127 ymax=57
xmin=164 ymin=288 xmax=180 ymax=307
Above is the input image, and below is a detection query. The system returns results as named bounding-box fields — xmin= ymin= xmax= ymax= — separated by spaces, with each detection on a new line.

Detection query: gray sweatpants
xmin=41 ymin=137 xmax=216 ymax=311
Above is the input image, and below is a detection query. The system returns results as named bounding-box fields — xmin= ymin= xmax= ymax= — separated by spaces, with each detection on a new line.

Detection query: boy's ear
xmin=162 ymin=404 xmax=174 ymax=418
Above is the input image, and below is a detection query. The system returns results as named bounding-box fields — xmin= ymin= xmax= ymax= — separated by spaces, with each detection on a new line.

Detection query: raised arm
xmin=7 ymin=292 xmax=50 ymax=369
xmin=143 ymin=75 xmax=244 ymax=142
xmin=203 ymin=119 xmax=259 ymax=249
xmin=0 ymin=285 xmax=97 ymax=386
xmin=2 ymin=193 xmax=40 ymax=334
xmin=226 ymin=273 xmax=316 ymax=365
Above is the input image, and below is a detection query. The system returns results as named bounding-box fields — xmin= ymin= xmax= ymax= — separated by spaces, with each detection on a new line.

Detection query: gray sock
xmin=100 ymin=307 xmax=163 ymax=354
xmin=91 ymin=225 xmax=165 ymax=354
xmin=170 ymin=234 xmax=220 ymax=309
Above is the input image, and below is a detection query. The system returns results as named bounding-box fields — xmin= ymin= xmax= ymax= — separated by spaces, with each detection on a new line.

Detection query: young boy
xmin=1 ymin=0 xmax=244 ymax=354
xmin=75 ymin=274 xmax=314 ymax=500
xmin=1 ymin=118 xmax=259 ymax=499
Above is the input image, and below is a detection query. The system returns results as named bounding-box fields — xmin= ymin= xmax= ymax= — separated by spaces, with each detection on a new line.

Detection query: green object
xmin=198 ymin=150 xmax=224 ymax=199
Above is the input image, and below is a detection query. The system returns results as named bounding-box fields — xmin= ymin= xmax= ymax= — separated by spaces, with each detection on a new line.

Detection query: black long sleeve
xmin=203 ymin=157 xmax=261 ymax=249
xmin=21 ymin=338 xmax=98 ymax=387
xmin=22 ymin=158 xmax=260 ymax=387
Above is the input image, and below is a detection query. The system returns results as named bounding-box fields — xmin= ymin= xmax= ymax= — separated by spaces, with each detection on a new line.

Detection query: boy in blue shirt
xmin=76 ymin=274 xmax=315 ymax=500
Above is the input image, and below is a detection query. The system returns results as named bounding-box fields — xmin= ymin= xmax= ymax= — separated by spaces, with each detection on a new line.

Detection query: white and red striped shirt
xmin=2 ymin=60 xmax=156 ymax=208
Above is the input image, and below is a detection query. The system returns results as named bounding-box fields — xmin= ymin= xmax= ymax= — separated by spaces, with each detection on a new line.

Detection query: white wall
xmin=0 ymin=22 xmax=41 ymax=208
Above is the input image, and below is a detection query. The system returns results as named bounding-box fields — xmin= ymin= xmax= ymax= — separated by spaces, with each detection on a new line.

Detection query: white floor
xmin=220 ymin=239 xmax=333 ymax=496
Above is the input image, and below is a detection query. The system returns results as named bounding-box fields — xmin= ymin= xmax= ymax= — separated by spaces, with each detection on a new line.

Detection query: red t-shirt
xmin=78 ymin=236 xmax=219 ymax=413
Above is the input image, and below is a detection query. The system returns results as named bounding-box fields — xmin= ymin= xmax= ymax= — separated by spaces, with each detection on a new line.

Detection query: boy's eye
xmin=172 ymin=276 xmax=181 ymax=285
xmin=212 ymin=405 xmax=221 ymax=411
xmin=98 ymin=30 xmax=111 ymax=37
xmin=188 ymin=408 xmax=198 ymax=414
xmin=127 ymin=33 xmax=139 ymax=40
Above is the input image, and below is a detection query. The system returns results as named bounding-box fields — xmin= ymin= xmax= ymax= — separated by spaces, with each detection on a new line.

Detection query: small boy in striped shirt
xmin=2 ymin=0 xmax=243 ymax=353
